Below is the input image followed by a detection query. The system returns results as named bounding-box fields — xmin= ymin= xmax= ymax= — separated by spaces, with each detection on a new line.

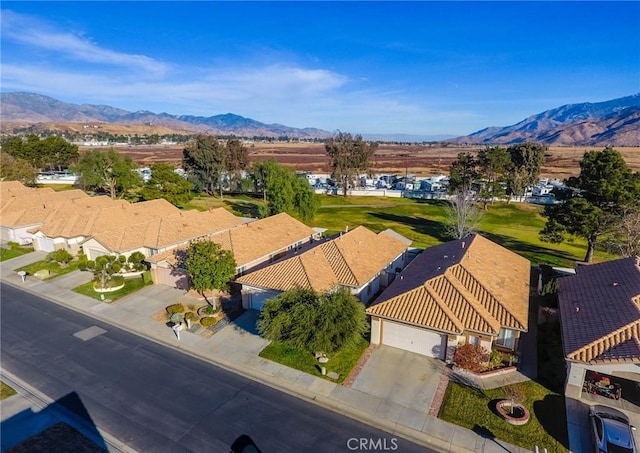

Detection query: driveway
xmin=349 ymin=346 xmax=445 ymax=412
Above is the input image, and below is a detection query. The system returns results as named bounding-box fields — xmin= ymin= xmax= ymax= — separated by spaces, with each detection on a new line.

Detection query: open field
xmin=87 ymin=143 xmax=640 ymax=179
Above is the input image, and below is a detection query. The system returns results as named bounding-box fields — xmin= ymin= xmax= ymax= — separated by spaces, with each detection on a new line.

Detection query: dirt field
xmin=88 ymin=143 xmax=640 ymax=179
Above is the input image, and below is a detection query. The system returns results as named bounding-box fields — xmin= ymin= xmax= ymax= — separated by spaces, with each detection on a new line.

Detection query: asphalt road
xmin=1 ymin=283 xmax=434 ymax=453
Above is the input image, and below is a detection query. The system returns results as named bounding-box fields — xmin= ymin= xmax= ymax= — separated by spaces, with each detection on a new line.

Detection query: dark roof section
xmin=558 ymin=256 xmax=640 ymax=364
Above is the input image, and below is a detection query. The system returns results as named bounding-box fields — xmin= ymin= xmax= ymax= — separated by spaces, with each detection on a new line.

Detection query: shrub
xmin=47 ymin=249 xmax=73 ymax=266
xmin=166 ymin=303 xmax=185 ymax=314
xmin=488 ymin=349 xmax=503 ymax=370
xmin=128 ymin=251 xmax=147 ymax=271
xmin=111 ymin=261 xmax=122 ymax=273
xmin=453 ymin=343 xmax=490 ymax=373
xmin=200 ymin=317 xmax=218 ymax=327
xmin=142 ymin=271 xmax=153 ymax=284
xmin=203 ymin=304 xmax=218 ymax=315
xmin=185 ymin=312 xmax=198 ymax=321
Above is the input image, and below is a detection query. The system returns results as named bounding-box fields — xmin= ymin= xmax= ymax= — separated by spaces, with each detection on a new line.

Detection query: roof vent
xmin=575 ymin=306 xmax=580 ymax=313
xmin=400 ymin=275 xmax=404 ymax=280
xmin=461 ymin=241 xmax=466 ymax=249
xmin=444 ymin=255 xmax=448 ymax=259
xmin=612 ymin=281 xmax=619 ymax=287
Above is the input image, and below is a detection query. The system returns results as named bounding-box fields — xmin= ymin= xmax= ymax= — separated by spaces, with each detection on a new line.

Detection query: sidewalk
xmin=1 ymin=254 xmax=532 ymax=453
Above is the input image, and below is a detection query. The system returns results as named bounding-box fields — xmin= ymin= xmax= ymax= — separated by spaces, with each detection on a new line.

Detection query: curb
xmin=2 ymin=278 xmax=518 ymax=453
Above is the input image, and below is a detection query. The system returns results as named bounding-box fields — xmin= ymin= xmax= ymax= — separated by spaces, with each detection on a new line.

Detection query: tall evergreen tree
xmin=325 ymin=132 xmax=377 ymax=197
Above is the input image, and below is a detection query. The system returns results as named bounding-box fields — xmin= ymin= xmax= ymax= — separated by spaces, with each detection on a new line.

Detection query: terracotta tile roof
xmin=236 ymin=226 xmax=410 ymax=292
xmin=558 ymin=256 xmax=640 ymax=364
xmin=367 ymin=234 xmax=530 ymax=336
xmin=146 ymin=213 xmax=316 ymax=268
xmin=89 ymin=207 xmax=244 ymax=252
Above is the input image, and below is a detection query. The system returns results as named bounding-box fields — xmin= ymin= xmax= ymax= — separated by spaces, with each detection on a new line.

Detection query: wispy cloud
xmin=1 ymin=10 xmax=168 ymax=75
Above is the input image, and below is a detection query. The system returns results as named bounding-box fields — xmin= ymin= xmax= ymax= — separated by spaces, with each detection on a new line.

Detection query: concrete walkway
xmin=0 ymin=252 xmax=536 ymax=453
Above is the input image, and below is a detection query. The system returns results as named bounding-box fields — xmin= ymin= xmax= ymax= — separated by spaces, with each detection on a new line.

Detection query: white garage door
xmin=35 ymin=236 xmax=55 ymax=252
xmin=382 ymin=320 xmax=445 ymax=359
xmin=248 ymin=290 xmax=280 ymax=310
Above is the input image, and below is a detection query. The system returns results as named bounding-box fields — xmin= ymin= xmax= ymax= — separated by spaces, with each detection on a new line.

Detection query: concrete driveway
xmin=349 ymin=346 xmax=445 ymax=412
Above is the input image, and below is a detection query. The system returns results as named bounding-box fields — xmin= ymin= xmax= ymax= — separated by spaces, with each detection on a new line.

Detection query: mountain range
xmin=1 ymin=92 xmax=639 ymax=145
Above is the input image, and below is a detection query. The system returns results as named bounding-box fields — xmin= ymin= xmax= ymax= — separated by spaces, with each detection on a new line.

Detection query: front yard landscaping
xmin=0 ymin=243 xmax=34 ymax=261
xmin=259 ymin=335 xmax=370 ymax=384
xmin=439 ymin=380 xmax=568 ymax=452
xmin=14 ymin=259 xmax=81 ymax=280
xmin=72 ymin=272 xmax=152 ymax=302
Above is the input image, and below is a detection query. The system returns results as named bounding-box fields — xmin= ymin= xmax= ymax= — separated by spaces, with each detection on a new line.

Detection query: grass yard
xmin=439 ymin=380 xmax=569 ymax=453
xmin=312 ymin=195 xmax=614 ymax=267
xmin=14 ymin=259 xmax=82 ymax=280
xmin=72 ymin=273 xmax=152 ymax=302
xmin=0 ymin=243 xmax=34 ymax=262
xmin=1 ymin=381 xmax=17 ymax=400
xmin=259 ymin=335 xmax=370 ymax=384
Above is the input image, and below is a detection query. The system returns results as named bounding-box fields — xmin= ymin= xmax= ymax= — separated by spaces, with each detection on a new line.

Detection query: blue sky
xmin=2 ymin=2 xmax=639 ymax=136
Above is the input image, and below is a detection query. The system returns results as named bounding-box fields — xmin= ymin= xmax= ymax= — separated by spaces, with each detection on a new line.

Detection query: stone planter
xmin=495 ymin=400 xmax=530 ymax=425
xmin=93 ymin=282 xmax=125 ymax=293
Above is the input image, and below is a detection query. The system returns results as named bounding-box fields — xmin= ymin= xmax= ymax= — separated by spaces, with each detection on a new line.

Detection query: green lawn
xmin=439 ymin=380 xmax=569 ymax=453
xmin=0 ymin=381 xmax=17 ymax=400
xmin=259 ymin=336 xmax=370 ymax=384
xmin=0 ymin=243 xmax=34 ymax=262
xmin=72 ymin=273 xmax=152 ymax=302
xmin=14 ymin=259 xmax=81 ymax=280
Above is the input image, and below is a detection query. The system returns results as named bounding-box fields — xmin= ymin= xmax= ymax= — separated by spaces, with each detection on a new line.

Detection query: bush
xmin=142 ymin=271 xmax=153 ymax=284
xmin=46 ymin=249 xmax=73 ymax=266
xmin=488 ymin=349 xmax=503 ymax=370
xmin=185 ymin=312 xmax=198 ymax=321
xmin=166 ymin=303 xmax=185 ymax=314
xmin=200 ymin=317 xmax=218 ymax=327
xmin=454 ymin=343 xmax=490 ymax=373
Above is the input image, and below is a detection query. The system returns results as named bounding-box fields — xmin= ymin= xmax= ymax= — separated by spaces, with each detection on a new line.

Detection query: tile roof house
xmin=0 ymin=181 xmax=89 ymax=245
xmin=366 ymin=234 xmax=530 ymax=360
xmin=236 ymin=226 xmax=411 ymax=310
xmin=145 ymin=212 xmax=319 ymax=289
xmin=558 ymin=256 xmax=640 ymax=400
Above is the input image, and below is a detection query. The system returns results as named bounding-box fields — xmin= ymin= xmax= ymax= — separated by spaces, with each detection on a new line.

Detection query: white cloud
xmin=1 ymin=10 xmax=168 ymax=75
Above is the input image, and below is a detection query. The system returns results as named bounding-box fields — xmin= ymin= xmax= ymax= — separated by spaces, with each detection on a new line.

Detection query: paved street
xmin=1 ymin=284 xmax=432 ymax=452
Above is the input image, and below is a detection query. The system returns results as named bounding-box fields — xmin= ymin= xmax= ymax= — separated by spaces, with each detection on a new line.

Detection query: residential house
xmin=558 ymin=256 xmax=640 ymax=402
xmin=367 ymin=234 xmax=530 ymax=360
xmin=146 ymin=212 xmax=319 ymax=289
xmin=236 ymin=226 xmax=412 ymax=310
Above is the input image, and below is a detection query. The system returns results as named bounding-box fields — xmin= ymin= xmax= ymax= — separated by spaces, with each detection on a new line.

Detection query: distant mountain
xmin=449 ymin=94 xmax=640 ymax=146
xmin=0 ymin=92 xmax=332 ymax=139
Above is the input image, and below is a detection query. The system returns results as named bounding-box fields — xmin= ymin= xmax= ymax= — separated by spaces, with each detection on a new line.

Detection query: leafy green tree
xmin=476 ymin=146 xmax=511 ymax=208
xmin=93 ymin=255 xmax=120 ymax=289
xmin=251 ymin=160 xmax=319 ymax=221
xmin=507 ymin=142 xmax=546 ymax=198
xmin=325 ymin=132 xmax=377 ymax=197
xmin=448 ymin=152 xmax=478 ymax=193
xmin=2 ymin=135 xmax=79 ymax=170
xmin=540 ymin=147 xmax=640 ymax=262
xmin=258 ymin=287 xmax=367 ymax=355
xmin=46 ymin=249 xmax=73 ymax=267
xmin=140 ymin=163 xmax=194 ymax=207
xmin=224 ymin=138 xmax=249 ymax=191
xmin=182 ymin=135 xmax=227 ymax=196
xmin=0 ymin=152 xmax=37 ymax=185
xmin=184 ymin=240 xmax=237 ymax=308
xmin=127 ymin=251 xmax=147 ymax=271
xmin=73 ymin=148 xmax=142 ymax=199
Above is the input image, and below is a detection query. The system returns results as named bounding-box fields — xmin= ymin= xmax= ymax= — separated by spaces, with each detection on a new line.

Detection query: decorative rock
xmin=327 ymin=371 xmax=340 ymax=380
xmin=318 ymin=356 xmax=329 ymax=363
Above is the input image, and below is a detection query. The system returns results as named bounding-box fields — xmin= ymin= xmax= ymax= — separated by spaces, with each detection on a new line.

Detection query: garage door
xmin=35 ymin=236 xmax=55 ymax=252
xmin=382 ymin=320 xmax=445 ymax=359
xmin=247 ymin=290 xmax=280 ymax=310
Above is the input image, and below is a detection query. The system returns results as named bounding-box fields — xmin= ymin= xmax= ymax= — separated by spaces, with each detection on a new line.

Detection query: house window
xmin=238 ymin=266 xmax=245 ymax=276
xmin=467 ymin=335 xmax=479 ymax=347
xmin=495 ymin=328 xmax=516 ymax=349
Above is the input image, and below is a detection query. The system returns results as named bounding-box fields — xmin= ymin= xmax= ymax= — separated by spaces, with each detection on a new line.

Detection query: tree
xmin=182 ymin=135 xmax=229 ymax=197
xmin=2 ymin=135 xmax=79 ymax=170
xmin=602 ymin=206 xmax=640 ymax=257
xmin=251 ymin=160 xmax=319 ymax=221
xmin=224 ymin=139 xmax=249 ymax=191
xmin=46 ymin=249 xmax=73 ymax=267
xmin=325 ymin=132 xmax=377 ymax=197
xmin=540 ymin=147 xmax=639 ymax=262
xmin=0 ymin=152 xmax=37 ymax=185
xmin=184 ymin=240 xmax=237 ymax=308
xmin=448 ymin=152 xmax=478 ymax=193
xmin=476 ymin=146 xmax=511 ymax=208
xmin=73 ymin=148 xmax=142 ymax=199
xmin=140 ymin=163 xmax=194 ymax=206
xmin=444 ymin=191 xmax=483 ymax=239
xmin=257 ymin=287 xmax=367 ymax=355
xmin=507 ymin=142 xmax=546 ymax=198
